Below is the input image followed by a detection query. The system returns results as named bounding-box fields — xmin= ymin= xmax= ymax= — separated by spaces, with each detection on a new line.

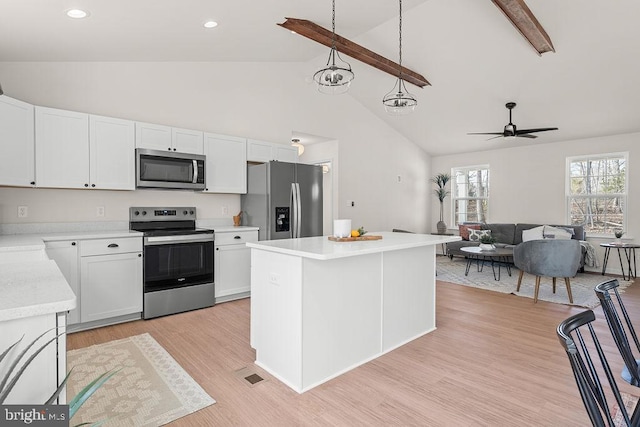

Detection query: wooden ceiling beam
xmin=491 ymin=0 xmax=555 ymax=56
xmin=278 ymin=18 xmax=430 ymax=88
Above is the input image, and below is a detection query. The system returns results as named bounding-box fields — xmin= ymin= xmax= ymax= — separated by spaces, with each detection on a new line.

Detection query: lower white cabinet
xmin=45 ymin=240 xmax=80 ymax=325
xmin=80 ymin=238 xmax=142 ymax=323
xmin=214 ymin=229 xmax=258 ymax=302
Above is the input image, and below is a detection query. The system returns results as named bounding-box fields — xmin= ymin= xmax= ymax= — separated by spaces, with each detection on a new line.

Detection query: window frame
xmin=450 ymin=164 xmax=490 ymax=226
xmin=565 ymin=152 xmax=628 ymax=237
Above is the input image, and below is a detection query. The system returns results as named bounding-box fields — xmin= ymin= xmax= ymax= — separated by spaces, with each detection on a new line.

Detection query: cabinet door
xmin=45 ymin=240 xmax=80 ymax=325
xmin=204 ymin=133 xmax=247 ymax=193
xmin=80 ymin=252 xmax=142 ymax=322
xmin=172 ymin=127 xmax=204 ymax=154
xmin=135 ymin=121 xmax=172 ymax=151
xmin=214 ymin=244 xmax=252 ymax=299
xmin=35 ymin=107 xmax=90 ymax=189
xmin=274 ymin=145 xmax=298 ymax=163
xmin=90 ymin=115 xmax=135 ymax=190
xmin=246 ymin=139 xmax=274 ymax=163
xmin=0 ymin=96 xmax=35 ymax=187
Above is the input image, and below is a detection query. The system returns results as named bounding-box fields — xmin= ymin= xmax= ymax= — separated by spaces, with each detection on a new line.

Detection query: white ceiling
xmin=2 ymin=0 xmax=640 ymax=156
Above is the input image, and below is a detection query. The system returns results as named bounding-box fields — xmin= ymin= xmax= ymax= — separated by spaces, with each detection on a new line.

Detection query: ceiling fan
xmin=468 ymin=102 xmax=558 ymax=139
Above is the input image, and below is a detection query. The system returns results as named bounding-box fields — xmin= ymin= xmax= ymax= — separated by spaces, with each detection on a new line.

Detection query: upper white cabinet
xmin=247 ymin=139 xmax=298 ymax=163
xmin=172 ymin=127 xmax=204 ymax=154
xmin=0 ymin=96 xmax=35 ymax=187
xmin=90 ymin=115 xmax=136 ymax=190
xmin=136 ymin=122 xmax=203 ymax=154
xmin=35 ymin=106 xmax=90 ymax=189
xmin=203 ymin=133 xmax=247 ymax=194
xmin=35 ymin=107 xmax=135 ymax=190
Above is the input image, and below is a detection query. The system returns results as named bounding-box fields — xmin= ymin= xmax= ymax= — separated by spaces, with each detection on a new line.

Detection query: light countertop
xmin=0 ymin=260 xmax=76 ymax=322
xmin=246 ymin=231 xmax=461 ymax=260
xmin=213 ymin=226 xmax=259 ymax=233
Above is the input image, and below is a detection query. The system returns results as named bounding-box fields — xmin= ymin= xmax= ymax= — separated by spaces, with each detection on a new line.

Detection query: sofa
xmin=446 ymin=223 xmax=587 ymax=271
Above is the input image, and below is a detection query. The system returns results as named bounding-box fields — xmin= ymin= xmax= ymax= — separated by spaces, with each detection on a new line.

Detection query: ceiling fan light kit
xmin=468 ymin=102 xmax=558 ymax=140
xmin=383 ymin=0 xmax=417 ymax=115
xmin=313 ymin=0 xmax=354 ymax=95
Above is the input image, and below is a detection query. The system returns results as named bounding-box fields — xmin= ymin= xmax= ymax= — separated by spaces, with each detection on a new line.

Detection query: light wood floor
xmin=67 ymin=274 xmax=640 ymax=426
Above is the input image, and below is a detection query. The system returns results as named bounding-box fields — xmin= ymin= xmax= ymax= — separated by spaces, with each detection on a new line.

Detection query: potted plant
xmin=479 ymin=234 xmax=496 ymax=251
xmin=431 ymin=173 xmax=450 ymax=234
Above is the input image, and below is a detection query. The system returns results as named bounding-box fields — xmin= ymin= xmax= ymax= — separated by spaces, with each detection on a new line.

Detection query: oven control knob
xmin=134 ymin=210 xmax=140 ymax=216
xmin=142 ymin=210 xmax=147 ymax=216
xmin=189 ymin=210 xmax=194 ymax=215
xmin=183 ymin=210 xmax=188 ymax=215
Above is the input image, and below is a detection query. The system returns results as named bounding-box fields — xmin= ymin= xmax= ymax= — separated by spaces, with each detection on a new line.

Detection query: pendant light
xmin=291 ymin=138 xmax=305 ymax=155
xmin=382 ymin=0 xmax=417 ymax=115
xmin=313 ymin=0 xmax=354 ymax=95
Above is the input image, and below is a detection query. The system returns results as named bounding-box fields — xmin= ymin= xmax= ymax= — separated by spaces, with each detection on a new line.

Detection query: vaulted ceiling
xmin=1 ymin=0 xmax=640 ymax=156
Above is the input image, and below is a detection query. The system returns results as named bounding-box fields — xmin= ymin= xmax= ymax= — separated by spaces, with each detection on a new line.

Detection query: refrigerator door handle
xmin=295 ymin=183 xmax=302 ymax=238
xmin=290 ymin=182 xmax=297 ymax=238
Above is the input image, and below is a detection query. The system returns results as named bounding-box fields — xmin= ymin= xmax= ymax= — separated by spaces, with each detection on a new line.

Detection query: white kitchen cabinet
xmin=80 ymin=237 xmax=142 ymax=323
xmin=35 ymin=106 xmax=90 ymax=189
xmin=273 ymin=145 xmax=299 ymax=162
xmin=0 ymin=96 xmax=35 ymax=187
xmin=214 ymin=229 xmax=258 ymax=302
xmin=204 ymin=133 xmax=247 ymax=194
xmin=136 ymin=122 xmax=203 ymax=154
xmin=45 ymin=240 xmax=80 ymax=325
xmin=247 ymin=139 xmax=298 ymax=163
xmin=90 ymin=115 xmax=136 ymax=190
xmin=172 ymin=127 xmax=204 ymax=154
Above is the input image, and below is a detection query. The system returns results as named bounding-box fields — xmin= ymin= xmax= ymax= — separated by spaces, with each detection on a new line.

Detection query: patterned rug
xmin=67 ymin=333 xmax=215 ymax=426
xmin=437 ymin=257 xmax=634 ymax=308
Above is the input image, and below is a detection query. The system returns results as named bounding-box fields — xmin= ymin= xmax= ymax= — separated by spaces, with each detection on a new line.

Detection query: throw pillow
xmin=543 ymin=225 xmax=572 ymax=240
xmin=522 ymin=226 xmax=544 ymax=242
xmin=468 ymin=229 xmax=491 ymax=242
xmin=459 ymin=224 xmax=481 ymax=240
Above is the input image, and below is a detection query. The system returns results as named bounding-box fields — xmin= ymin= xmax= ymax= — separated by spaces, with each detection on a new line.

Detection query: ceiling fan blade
xmin=515 ymin=127 xmax=558 ymax=135
xmin=516 ymin=134 xmax=538 ymax=139
xmin=486 ymin=135 xmax=504 ymax=141
xmin=467 ymin=132 xmax=504 ymax=135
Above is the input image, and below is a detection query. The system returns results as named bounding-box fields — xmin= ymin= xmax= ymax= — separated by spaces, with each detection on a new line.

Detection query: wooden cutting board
xmin=328 ymin=235 xmax=383 ymax=242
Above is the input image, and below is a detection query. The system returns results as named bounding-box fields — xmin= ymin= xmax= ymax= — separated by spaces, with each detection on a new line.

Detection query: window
xmin=451 ymin=165 xmax=490 ymax=226
xmin=567 ymin=153 xmax=627 ymax=235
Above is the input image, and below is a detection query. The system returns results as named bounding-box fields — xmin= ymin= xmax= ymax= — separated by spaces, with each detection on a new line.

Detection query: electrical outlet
xmin=96 ymin=206 xmax=105 ymax=217
xmin=222 ymin=206 xmax=228 ymax=216
xmin=17 ymin=206 xmax=28 ymax=218
xmin=347 ymin=200 xmax=355 ymax=207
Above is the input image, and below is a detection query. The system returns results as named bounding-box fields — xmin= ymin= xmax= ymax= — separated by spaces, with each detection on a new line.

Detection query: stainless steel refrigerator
xmin=241 ymin=161 xmax=323 ymax=240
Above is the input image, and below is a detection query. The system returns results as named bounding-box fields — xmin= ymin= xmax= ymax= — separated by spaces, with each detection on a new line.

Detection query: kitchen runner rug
xmin=67 ymin=333 xmax=215 ymax=426
xmin=436 ymin=257 xmax=634 ymax=308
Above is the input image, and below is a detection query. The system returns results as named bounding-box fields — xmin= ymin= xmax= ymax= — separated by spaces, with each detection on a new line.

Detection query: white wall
xmin=431 ymin=132 xmax=640 ymax=272
xmin=0 ymin=61 xmax=431 ymax=232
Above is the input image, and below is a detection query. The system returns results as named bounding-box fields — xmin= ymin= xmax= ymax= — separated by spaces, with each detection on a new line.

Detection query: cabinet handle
xmin=107 ymin=243 xmax=119 ymax=248
xmin=71 ymin=242 xmax=76 ymax=246
xmin=168 ymin=147 xmax=171 ymax=151
xmin=216 ymin=248 xmax=219 ymax=251
xmin=138 ymin=254 xmax=142 ymax=257
xmin=30 ymin=181 xmax=35 ymax=185
xmin=234 ymin=236 xmax=241 ymax=239
xmin=91 ymin=184 xmax=96 ymax=188
xmin=84 ymin=183 xmax=89 ymax=187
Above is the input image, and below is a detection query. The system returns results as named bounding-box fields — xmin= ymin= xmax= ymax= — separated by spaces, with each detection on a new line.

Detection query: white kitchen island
xmin=247 ymin=231 xmax=460 ymax=393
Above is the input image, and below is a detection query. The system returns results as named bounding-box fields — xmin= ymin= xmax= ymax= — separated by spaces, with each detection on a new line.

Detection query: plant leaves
xmin=69 ymin=369 xmax=120 ymax=419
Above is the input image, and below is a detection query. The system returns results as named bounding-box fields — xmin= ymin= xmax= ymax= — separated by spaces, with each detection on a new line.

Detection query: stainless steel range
xmin=130 ymin=207 xmax=214 ymax=319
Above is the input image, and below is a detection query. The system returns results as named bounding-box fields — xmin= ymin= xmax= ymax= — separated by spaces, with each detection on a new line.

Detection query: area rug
xmin=613 ymin=392 xmax=639 ymax=426
xmin=437 ymin=257 xmax=634 ymax=308
xmin=67 ymin=333 xmax=215 ymax=426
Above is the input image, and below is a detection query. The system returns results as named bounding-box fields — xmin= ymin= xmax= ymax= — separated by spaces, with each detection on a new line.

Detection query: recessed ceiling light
xmin=203 ymin=21 xmax=218 ymax=29
xmin=66 ymin=9 xmax=89 ymax=19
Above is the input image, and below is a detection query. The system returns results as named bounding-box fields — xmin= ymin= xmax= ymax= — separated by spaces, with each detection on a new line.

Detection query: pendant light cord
xmin=398 ymin=0 xmax=403 ymax=80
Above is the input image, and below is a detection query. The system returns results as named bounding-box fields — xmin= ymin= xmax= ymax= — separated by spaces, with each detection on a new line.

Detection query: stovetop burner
xmin=129 ymin=206 xmax=213 ymax=236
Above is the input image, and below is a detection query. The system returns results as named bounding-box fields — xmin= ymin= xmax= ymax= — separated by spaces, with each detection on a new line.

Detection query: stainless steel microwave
xmin=136 ymin=148 xmax=206 ymax=190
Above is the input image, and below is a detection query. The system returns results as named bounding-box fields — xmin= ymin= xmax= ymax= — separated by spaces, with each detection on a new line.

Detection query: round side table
xmin=600 ymin=242 xmax=640 ymax=281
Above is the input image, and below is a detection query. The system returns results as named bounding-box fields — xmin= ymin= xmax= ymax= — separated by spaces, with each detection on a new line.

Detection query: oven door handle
xmin=145 ymin=234 xmax=213 ymax=245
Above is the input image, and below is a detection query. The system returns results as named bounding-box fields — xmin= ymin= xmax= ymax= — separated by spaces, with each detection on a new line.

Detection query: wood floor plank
xmin=67 ymin=275 xmax=640 ymax=426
